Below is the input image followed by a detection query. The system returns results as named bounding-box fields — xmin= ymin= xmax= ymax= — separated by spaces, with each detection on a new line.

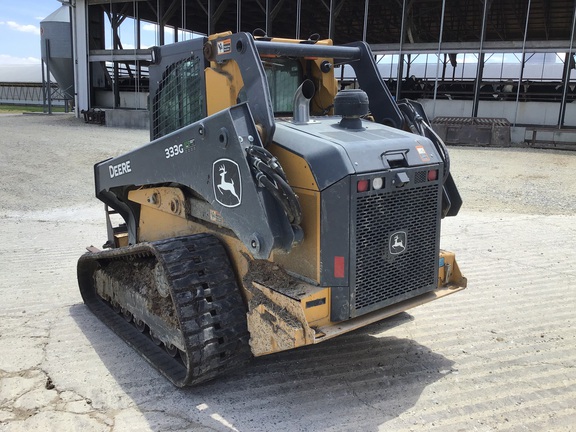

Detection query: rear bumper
xmin=246 ymin=249 xmax=466 ymax=356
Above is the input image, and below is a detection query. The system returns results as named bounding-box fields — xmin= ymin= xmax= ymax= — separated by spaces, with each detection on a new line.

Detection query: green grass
xmin=0 ymin=104 xmax=66 ymax=114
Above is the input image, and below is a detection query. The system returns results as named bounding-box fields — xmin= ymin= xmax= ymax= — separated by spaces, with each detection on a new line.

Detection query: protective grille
xmin=354 ymin=184 xmax=439 ymax=312
xmin=415 ymin=170 xmax=427 ymax=184
xmin=152 ymin=56 xmax=204 ymax=140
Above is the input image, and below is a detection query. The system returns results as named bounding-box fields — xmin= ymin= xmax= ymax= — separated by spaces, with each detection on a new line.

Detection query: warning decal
xmin=216 ymin=39 xmax=232 ymax=55
xmin=415 ymin=145 xmax=431 ymax=162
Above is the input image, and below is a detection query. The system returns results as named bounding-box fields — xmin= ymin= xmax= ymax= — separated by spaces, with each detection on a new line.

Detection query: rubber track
xmin=77 ymin=234 xmax=252 ymax=387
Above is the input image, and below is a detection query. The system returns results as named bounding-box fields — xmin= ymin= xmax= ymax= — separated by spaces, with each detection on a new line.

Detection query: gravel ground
xmin=1 ymin=113 xmax=575 ymax=431
xmin=0 ymin=114 xmax=144 ymax=216
xmin=448 ymin=146 xmax=576 ymax=215
xmin=2 ymin=113 xmax=575 ymax=216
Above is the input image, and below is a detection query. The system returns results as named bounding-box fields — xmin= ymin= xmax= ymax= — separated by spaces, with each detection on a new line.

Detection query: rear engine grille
xmin=354 ymin=184 xmax=440 ymax=313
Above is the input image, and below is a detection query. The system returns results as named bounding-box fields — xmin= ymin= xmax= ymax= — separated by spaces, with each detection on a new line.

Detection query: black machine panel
xmin=350 ymin=166 xmax=442 ymax=317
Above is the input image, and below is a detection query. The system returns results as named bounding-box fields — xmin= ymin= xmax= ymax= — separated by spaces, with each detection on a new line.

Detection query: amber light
xmin=357 ymin=179 xmax=370 ymax=192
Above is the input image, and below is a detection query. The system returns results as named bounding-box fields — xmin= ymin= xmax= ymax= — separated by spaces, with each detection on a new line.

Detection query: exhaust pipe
xmin=292 ymin=79 xmax=315 ymax=125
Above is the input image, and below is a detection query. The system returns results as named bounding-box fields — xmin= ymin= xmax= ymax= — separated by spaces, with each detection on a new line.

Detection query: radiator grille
xmin=354 ymin=184 xmax=439 ymax=313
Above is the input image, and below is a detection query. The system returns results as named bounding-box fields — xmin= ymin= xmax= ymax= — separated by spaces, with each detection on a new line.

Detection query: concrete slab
xmin=1 ymin=114 xmax=575 ymax=431
xmin=103 ymin=109 xmax=149 ymax=129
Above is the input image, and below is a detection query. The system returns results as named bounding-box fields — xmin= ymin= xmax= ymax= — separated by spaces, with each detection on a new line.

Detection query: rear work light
xmin=372 ymin=177 xmax=384 ymax=190
xmin=357 ymin=179 xmax=370 ymax=192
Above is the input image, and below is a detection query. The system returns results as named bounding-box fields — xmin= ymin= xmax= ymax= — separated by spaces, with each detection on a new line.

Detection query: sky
xmin=0 ymin=0 xmax=188 ymax=67
xmin=0 ymin=0 xmax=63 ymax=65
xmin=0 ymin=0 xmax=567 ymax=80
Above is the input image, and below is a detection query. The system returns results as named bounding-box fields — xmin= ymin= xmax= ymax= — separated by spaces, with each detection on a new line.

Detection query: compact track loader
xmin=78 ymin=31 xmax=466 ymax=387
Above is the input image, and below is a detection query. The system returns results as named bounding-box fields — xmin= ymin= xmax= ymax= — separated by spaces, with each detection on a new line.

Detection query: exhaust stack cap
xmin=292 ymin=79 xmax=316 ymax=125
xmin=334 ymin=89 xmax=369 ymax=130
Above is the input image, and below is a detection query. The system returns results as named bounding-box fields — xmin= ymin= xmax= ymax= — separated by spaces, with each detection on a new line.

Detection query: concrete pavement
xmin=1 ymin=114 xmax=575 ymax=431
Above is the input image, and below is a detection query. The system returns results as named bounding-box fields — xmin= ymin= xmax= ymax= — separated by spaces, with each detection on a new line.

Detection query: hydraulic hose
xmin=398 ymin=100 xmax=450 ymax=182
xmin=247 ymin=146 xmax=302 ymax=226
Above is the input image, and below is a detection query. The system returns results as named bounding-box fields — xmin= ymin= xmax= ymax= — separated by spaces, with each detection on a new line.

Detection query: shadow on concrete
xmin=70 ymin=304 xmax=453 ymax=431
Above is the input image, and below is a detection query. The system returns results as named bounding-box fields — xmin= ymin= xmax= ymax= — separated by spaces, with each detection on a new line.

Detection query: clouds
xmin=142 ymin=23 xmax=157 ymax=32
xmin=0 ymin=20 xmax=42 ymax=63
xmin=0 ymin=0 xmax=61 ymax=65
xmin=0 ymin=54 xmax=41 ymax=65
xmin=0 ymin=20 xmax=41 ymax=35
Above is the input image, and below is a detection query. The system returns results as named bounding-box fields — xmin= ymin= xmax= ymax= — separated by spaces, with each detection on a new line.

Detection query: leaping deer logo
xmin=389 ymin=231 xmax=407 ymax=254
xmin=217 ymin=165 xmax=240 ymax=202
xmin=213 ymin=159 xmax=242 ymax=208
xmin=392 ymin=235 xmax=404 ymax=250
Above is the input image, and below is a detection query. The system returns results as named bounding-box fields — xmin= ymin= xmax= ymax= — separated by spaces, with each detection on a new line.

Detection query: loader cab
xmin=235 ymin=58 xmax=303 ymax=116
xmin=260 ymin=55 xmax=338 ymax=118
xmin=262 ymin=58 xmax=303 ymax=115
xmin=149 ymin=34 xmax=340 ymax=142
xmin=151 ymin=52 xmax=206 ymax=141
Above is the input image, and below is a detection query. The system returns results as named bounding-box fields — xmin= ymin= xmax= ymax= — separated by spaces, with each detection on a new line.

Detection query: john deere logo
xmin=389 ymin=231 xmax=407 ymax=255
xmin=213 ymin=158 xmax=242 ymax=208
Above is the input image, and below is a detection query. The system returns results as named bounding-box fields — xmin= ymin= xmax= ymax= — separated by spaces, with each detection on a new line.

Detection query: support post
xmin=362 ymin=0 xmax=369 ymax=42
xmin=395 ymin=0 xmax=407 ymax=101
xmin=266 ymin=0 xmax=270 ymax=35
xmin=513 ymin=0 xmax=532 ymax=127
xmin=472 ymin=53 xmax=485 ymax=116
xmin=296 ymin=0 xmax=301 ymax=39
xmin=111 ymin=8 xmax=120 ymax=108
xmin=237 ymin=0 xmax=241 ymax=32
xmin=41 ymin=58 xmax=47 ymax=114
xmin=45 ymin=39 xmax=52 ymax=115
xmin=558 ymin=3 xmax=576 ymax=128
xmin=329 ymin=0 xmax=334 ymax=40
xmin=208 ymin=0 xmax=213 ymax=35
xmin=432 ymin=0 xmax=447 ymax=119
xmin=472 ymin=0 xmax=490 ymax=117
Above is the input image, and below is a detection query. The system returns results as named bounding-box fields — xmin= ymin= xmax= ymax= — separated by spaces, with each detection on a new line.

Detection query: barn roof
xmin=89 ymin=0 xmax=575 ymax=48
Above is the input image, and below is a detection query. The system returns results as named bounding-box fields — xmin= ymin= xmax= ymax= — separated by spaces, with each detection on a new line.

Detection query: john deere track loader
xmin=77 ymin=31 xmax=466 ymax=387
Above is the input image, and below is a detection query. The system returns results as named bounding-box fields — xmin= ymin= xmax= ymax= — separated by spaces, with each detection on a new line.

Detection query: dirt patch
xmin=243 ymin=259 xmax=298 ymax=290
xmin=98 ymin=258 xmax=178 ymax=328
